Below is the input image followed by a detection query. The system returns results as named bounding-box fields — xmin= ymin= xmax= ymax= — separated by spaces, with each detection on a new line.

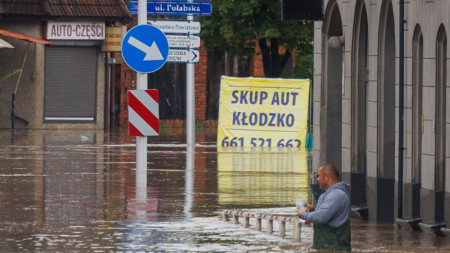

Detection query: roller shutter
xmin=44 ymin=46 xmax=97 ymax=122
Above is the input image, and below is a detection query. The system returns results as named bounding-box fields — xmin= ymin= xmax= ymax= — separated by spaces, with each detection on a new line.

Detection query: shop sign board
xmin=217 ymin=77 xmax=310 ymax=148
xmin=46 ymin=21 xmax=105 ymax=40
xmin=102 ymin=26 xmax=126 ymax=52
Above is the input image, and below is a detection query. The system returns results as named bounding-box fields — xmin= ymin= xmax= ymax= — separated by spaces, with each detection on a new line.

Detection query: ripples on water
xmin=0 ymin=129 xmax=448 ymax=252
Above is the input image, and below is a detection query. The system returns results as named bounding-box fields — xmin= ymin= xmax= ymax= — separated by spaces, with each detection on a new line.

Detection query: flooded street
xmin=0 ymin=129 xmax=449 ymax=252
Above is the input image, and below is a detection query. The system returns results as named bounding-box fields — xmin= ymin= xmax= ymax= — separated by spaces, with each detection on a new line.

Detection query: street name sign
xmin=148 ymin=20 xmax=201 ymax=34
xmin=130 ymin=1 xmax=212 ymax=16
xmin=168 ymin=49 xmax=199 ymax=63
xmin=121 ymin=24 xmax=169 ymax=73
xmin=166 ymin=34 xmax=200 ymax=48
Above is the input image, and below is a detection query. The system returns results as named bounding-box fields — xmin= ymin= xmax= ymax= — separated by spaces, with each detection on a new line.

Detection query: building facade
xmin=313 ymin=0 xmax=450 ymax=227
xmin=0 ymin=0 xmax=130 ymax=130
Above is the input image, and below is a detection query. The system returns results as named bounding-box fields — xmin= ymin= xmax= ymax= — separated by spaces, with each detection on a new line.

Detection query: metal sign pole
xmin=186 ymin=0 xmax=195 ymax=146
xmin=136 ymin=0 xmax=148 ymax=200
xmin=184 ymin=145 xmax=195 ymax=218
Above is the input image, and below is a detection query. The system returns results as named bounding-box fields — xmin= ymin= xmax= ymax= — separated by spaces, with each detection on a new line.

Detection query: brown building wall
xmin=249 ymin=44 xmax=265 ymax=77
xmin=119 ymin=63 xmax=136 ymax=128
xmin=194 ymin=43 xmax=208 ymax=121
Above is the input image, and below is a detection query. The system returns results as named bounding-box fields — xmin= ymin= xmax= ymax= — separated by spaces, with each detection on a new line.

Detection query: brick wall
xmin=119 ymin=62 xmax=136 ymax=127
xmin=250 ymin=43 xmax=265 ymax=77
xmin=195 ymin=43 xmax=208 ymax=121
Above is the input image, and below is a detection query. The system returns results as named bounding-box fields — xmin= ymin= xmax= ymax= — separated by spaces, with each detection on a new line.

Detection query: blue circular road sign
xmin=121 ymin=24 xmax=169 ymax=73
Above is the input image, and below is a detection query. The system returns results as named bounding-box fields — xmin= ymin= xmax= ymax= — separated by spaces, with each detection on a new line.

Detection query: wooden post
xmin=256 ymin=218 xmax=262 ymax=231
xmin=279 ymin=220 xmax=286 ymax=238
xmin=223 ymin=212 xmax=229 ymax=222
xmin=293 ymin=219 xmax=302 ymax=241
xmin=234 ymin=213 xmax=239 ymax=224
xmin=244 ymin=213 xmax=250 ymax=228
xmin=267 ymin=219 xmax=273 ymax=234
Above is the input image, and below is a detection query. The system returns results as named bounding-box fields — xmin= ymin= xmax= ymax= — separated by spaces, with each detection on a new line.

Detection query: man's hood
xmin=329 ymin=181 xmax=351 ymax=196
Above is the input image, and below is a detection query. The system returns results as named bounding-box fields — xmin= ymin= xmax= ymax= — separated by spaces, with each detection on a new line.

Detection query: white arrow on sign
xmin=167 ymin=49 xmax=199 ymax=63
xmin=166 ymin=35 xmax=200 ymax=48
xmin=148 ymin=20 xmax=201 ymax=34
xmin=128 ymin=36 xmax=164 ymax=61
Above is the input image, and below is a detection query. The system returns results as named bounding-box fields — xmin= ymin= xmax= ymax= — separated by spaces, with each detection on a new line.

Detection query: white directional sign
xmin=166 ymin=34 xmax=200 ymax=48
xmin=168 ymin=49 xmax=199 ymax=63
xmin=148 ymin=20 xmax=201 ymax=34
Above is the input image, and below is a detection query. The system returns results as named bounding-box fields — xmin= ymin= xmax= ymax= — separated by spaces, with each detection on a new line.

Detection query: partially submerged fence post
xmin=279 ymin=219 xmax=286 ymax=238
xmin=223 ymin=210 xmax=230 ymax=222
xmin=267 ymin=217 xmax=274 ymax=234
xmin=244 ymin=212 xmax=250 ymax=228
xmin=256 ymin=215 xmax=262 ymax=231
xmin=293 ymin=219 xmax=302 ymax=241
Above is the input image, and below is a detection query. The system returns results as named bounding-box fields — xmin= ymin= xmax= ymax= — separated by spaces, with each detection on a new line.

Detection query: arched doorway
xmin=411 ymin=25 xmax=423 ymax=218
xmin=373 ymin=0 xmax=396 ymax=222
xmin=434 ymin=25 xmax=446 ymax=222
xmin=351 ymin=0 xmax=368 ymax=208
xmin=320 ymin=0 xmax=343 ymax=173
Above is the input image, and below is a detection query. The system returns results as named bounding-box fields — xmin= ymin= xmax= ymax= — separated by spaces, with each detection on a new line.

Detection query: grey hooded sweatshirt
xmin=300 ymin=181 xmax=351 ymax=227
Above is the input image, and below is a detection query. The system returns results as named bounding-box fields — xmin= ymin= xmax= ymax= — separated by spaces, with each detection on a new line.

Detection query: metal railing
xmin=222 ymin=210 xmax=312 ymax=241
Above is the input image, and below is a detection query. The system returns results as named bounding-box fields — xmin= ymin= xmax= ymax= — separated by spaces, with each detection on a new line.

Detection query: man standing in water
xmin=297 ymin=163 xmax=351 ymax=251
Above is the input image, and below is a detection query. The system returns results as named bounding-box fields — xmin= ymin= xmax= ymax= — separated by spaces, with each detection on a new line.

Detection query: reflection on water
xmin=218 ymin=148 xmax=312 ymax=207
xmin=0 ymin=129 xmax=449 ymax=252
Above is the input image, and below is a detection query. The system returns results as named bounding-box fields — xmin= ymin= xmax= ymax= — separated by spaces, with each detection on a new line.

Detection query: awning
xmin=0 ymin=29 xmax=51 ymax=44
xmin=0 ymin=38 xmax=14 ymax=48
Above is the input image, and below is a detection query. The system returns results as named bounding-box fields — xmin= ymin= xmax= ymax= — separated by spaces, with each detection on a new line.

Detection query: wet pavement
xmin=0 ymin=128 xmax=449 ymax=252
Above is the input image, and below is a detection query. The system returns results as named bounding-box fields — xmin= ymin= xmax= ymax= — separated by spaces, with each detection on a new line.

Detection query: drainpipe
xmin=398 ymin=0 xmax=405 ymax=218
xmin=11 ymin=93 xmax=15 ymax=130
xmin=40 ymin=0 xmax=51 ymax=15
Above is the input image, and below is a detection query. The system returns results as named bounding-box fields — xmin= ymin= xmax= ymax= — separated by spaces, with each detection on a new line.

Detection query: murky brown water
xmin=0 ymin=129 xmax=449 ymax=252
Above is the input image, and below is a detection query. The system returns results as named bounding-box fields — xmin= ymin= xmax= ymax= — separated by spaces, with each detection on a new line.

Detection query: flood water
xmin=0 ymin=128 xmax=449 ymax=252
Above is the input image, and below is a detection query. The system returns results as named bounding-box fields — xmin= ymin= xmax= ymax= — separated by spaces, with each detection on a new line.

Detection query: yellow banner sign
xmin=101 ymin=26 xmax=125 ymax=52
xmin=217 ymin=76 xmax=310 ymax=148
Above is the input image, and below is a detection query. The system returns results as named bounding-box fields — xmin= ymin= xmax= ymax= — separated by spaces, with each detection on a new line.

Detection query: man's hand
xmin=297 ymin=207 xmax=308 ymax=218
xmin=297 ymin=204 xmax=315 ymax=218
